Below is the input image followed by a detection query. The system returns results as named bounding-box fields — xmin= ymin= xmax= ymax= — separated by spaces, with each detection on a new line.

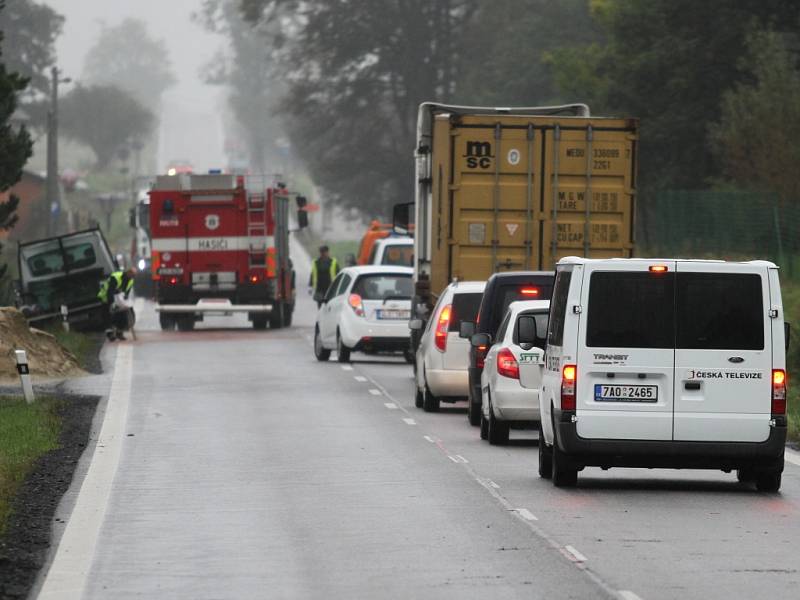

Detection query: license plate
xmin=594 ymin=384 xmax=658 ymax=403
xmin=377 ymin=309 xmax=410 ymax=320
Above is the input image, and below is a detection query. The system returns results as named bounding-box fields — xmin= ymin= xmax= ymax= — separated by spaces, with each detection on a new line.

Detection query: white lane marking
xmin=618 ymin=591 xmax=644 ymax=600
xmin=368 ymin=388 xmax=382 ymax=396
xmin=402 ymin=418 xmax=416 ymax=426
xmin=564 ymin=545 xmax=588 ymax=562
xmin=354 ymin=375 xmax=368 ymax=382
xmin=784 ymin=448 xmax=800 ymax=467
xmin=448 ymin=454 xmax=469 ymax=464
xmin=488 ymin=480 xmax=500 ymax=489
xmin=37 ymin=345 xmax=133 ymax=600
xmin=423 ymin=435 xmax=436 ymax=443
xmin=384 ymin=402 xmax=398 ymax=410
xmin=515 ymin=508 xmax=538 ymax=521
xmin=341 ymin=365 xmax=353 ymax=371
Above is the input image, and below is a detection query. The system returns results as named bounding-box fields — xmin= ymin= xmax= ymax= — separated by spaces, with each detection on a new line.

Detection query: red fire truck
xmin=149 ymin=173 xmax=308 ymax=331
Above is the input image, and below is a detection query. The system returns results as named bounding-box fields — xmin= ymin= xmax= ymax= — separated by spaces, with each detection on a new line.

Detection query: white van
xmin=536 ymin=257 xmax=788 ymax=491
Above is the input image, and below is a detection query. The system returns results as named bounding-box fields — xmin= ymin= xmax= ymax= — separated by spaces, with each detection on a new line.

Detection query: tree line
xmin=203 ymin=0 xmax=800 ymax=222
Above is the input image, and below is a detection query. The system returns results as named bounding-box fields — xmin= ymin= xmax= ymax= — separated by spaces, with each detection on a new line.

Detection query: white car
xmin=412 ymin=281 xmax=486 ymax=412
xmin=314 ymin=266 xmax=413 ymax=363
xmin=369 ymin=237 xmax=413 ymax=266
xmin=478 ymin=300 xmax=549 ymax=444
xmin=539 ymin=257 xmax=788 ymax=490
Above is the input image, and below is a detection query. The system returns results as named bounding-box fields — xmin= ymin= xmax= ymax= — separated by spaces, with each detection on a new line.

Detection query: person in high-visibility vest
xmin=98 ymin=268 xmax=135 ymax=340
xmin=309 ymin=245 xmax=339 ymax=308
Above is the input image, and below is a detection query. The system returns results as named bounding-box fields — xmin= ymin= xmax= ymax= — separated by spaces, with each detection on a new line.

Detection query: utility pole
xmin=45 ymin=67 xmax=70 ymax=236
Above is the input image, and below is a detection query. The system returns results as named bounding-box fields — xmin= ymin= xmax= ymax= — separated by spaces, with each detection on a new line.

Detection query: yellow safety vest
xmin=98 ymin=271 xmax=133 ymax=303
xmin=310 ymin=257 xmax=339 ymax=290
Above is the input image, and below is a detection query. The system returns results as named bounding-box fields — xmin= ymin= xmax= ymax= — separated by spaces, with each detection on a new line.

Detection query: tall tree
xmin=82 ymin=18 xmax=176 ymax=111
xmin=60 ymin=84 xmax=154 ymax=170
xmin=0 ymin=0 xmax=63 ymax=126
xmin=239 ymin=0 xmax=477 ymax=217
xmin=0 ymin=0 xmax=34 ymax=279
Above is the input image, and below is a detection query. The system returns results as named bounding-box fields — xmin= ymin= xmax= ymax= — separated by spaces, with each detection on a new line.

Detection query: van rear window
xmin=676 ymin=273 xmax=763 ymax=350
xmin=587 ymin=272 xmax=675 ymax=348
xmin=449 ymin=292 xmax=483 ymax=332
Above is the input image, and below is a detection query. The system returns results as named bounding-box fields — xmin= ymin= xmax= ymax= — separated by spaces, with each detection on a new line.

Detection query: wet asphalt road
xmin=38 ymin=244 xmax=800 ymax=600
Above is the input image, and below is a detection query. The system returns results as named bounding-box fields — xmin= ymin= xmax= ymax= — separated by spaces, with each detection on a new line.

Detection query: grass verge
xmin=43 ymin=327 xmax=99 ymax=371
xmin=0 ymin=396 xmax=61 ymax=535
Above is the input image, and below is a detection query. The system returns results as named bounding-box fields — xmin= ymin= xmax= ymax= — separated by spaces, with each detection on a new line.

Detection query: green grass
xmin=0 ymin=396 xmax=61 ymax=534
xmin=43 ymin=327 xmax=96 ymax=370
xmin=296 ymin=230 xmax=359 ymax=267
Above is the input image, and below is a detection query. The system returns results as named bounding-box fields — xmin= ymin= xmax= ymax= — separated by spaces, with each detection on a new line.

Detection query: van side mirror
xmin=409 ymin=319 xmax=423 ymax=331
xmin=392 ymin=202 xmax=413 ymax=235
xmin=296 ymin=195 xmax=309 ymax=229
xmin=471 ymin=332 xmax=491 ymax=348
xmin=517 ymin=315 xmax=538 ymax=347
xmin=785 ymin=322 xmax=791 ymax=351
xmin=460 ymin=321 xmax=475 ymax=339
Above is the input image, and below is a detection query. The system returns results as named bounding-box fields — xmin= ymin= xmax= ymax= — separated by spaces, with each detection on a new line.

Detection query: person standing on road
xmin=309 ymin=245 xmax=339 ymax=308
xmin=98 ymin=267 xmax=135 ymax=341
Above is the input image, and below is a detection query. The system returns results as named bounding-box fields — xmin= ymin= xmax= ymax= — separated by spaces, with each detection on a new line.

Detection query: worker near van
xmin=309 ymin=245 xmax=339 ymax=308
xmin=98 ymin=267 xmax=135 ymax=341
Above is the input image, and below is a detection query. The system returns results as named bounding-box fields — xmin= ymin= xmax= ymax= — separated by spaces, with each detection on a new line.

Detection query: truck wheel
xmin=337 ymin=333 xmax=351 ymax=363
xmin=314 ymin=327 xmax=331 ymax=362
xmin=551 ymin=428 xmax=578 ymax=488
xmin=176 ymin=316 xmax=195 ymax=332
xmin=283 ymin=305 xmax=293 ymax=327
xmin=736 ymin=468 xmax=757 ymax=483
xmin=487 ymin=399 xmax=509 ymax=446
xmin=538 ymin=421 xmax=553 ymax=479
xmin=269 ymin=304 xmax=284 ymax=329
xmin=422 ymin=384 xmax=440 ymax=412
xmin=159 ymin=314 xmax=175 ymax=331
xmin=252 ymin=315 xmax=268 ymax=330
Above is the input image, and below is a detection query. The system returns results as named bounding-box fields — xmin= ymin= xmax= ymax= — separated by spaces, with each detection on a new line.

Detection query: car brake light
xmin=649 ymin=265 xmax=668 ymax=273
xmin=561 ymin=364 xmax=577 ymax=410
xmin=520 ymin=287 xmax=540 ymax=296
xmin=497 ymin=348 xmax=519 ymax=379
xmin=349 ymin=293 xmax=365 ymax=317
xmin=772 ymin=369 xmax=787 ymax=415
xmin=434 ymin=304 xmax=452 ymax=352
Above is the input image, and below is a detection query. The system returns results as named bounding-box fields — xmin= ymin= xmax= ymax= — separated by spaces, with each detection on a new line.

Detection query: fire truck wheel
xmin=283 ymin=305 xmax=293 ymax=327
xmin=336 ymin=332 xmax=351 ymax=363
xmin=314 ymin=327 xmax=331 ymax=362
xmin=159 ymin=314 xmax=175 ymax=331
xmin=176 ymin=316 xmax=195 ymax=332
xmin=252 ymin=315 xmax=268 ymax=330
xmin=269 ymin=303 xmax=284 ymax=329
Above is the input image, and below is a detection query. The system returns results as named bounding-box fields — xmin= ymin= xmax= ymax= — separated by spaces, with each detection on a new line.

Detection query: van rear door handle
xmin=684 ymin=382 xmax=701 ymax=391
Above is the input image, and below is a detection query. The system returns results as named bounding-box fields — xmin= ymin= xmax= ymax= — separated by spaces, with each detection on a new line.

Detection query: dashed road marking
xmin=423 ymin=435 xmax=437 ymax=443
xmin=354 ymin=375 xmax=368 ymax=382
xmin=402 ymin=418 xmax=416 ymax=426
xmin=564 ymin=545 xmax=588 ymax=563
xmin=384 ymin=402 xmax=398 ymax=410
xmin=784 ymin=448 xmax=800 ymax=467
xmin=618 ymin=591 xmax=644 ymax=600
xmin=340 ymin=365 xmax=353 ymax=371
xmin=368 ymin=388 xmax=382 ymax=396
xmin=448 ymin=455 xmax=469 ymax=464
xmin=515 ymin=508 xmax=538 ymax=521
xmin=488 ymin=480 xmax=500 ymax=489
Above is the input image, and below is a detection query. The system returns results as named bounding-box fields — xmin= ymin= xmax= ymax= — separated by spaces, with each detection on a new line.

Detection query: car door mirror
xmin=460 ymin=321 xmax=475 ymax=339
xmin=409 ymin=318 xmax=423 ymax=331
xmin=517 ymin=315 xmax=538 ymax=348
xmin=471 ymin=332 xmax=491 ymax=348
xmin=785 ymin=321 xmax=791 ymax=351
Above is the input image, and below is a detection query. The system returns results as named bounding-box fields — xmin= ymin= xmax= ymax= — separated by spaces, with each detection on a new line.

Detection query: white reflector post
xmin=61 ymin=304 xmax=70 ymax=332
xmin=15 ymin=349 xmax=35 ymax=404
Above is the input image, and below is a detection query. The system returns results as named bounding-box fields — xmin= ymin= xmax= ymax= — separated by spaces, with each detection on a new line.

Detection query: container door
xmin=673 ymin=263 xmax=771 ymax=442
xmin=576 ymin=261 xmax=676 ymax=441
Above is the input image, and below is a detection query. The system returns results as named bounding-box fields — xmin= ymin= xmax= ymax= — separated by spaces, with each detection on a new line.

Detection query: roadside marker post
xmin=15 ymin=350 xmax=35 ymax=404
xmin=60 ymin=304 xmax=70 ymax=332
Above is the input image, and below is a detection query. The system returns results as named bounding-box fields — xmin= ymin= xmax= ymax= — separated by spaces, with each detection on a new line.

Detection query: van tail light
xmin=349 ymin=293 xmax=365 ymax=317
xmin=497 ymin=348 xmax=519 ymax=379
xmin=434 ymin=304 xmax=452 ymax=352
xmin=476 ymin=345 xmax=487 ymax=369
xmin=561 ymin=364 xmax=577 ymax=410
xmin=772 ymin=369 xmax=787 ymax=416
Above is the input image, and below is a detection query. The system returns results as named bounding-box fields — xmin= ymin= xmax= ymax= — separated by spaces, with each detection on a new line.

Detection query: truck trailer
xmin=149 ymin=173 xmax=307 ymax=331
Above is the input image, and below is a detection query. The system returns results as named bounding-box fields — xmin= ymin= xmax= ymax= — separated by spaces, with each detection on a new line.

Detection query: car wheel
xmin=479 ymin=410 xmax=489 ymax=440
xmin=176 ymin=316 xmax=194 ymax=332
xmin=538 ymin=420 xmax=553 ymax=479
xmin=159 ymin=313 xmax=175 ymax=331
xmin=755 ymin=469 xmax=782 ymax=493
xmin=314 ymin=327 xmax=331 ymax=362
xmin=551 ymin=427 xmax=578 ymax=488
xmin=415 ymin=386 xmax=424 ymax=408
xmin=487 ymin=398 xmax=509 ymax=446
xmin=422 ymin=384 xmax=440 ymax=412
xmin=337 ymin=332 xmax=351 ymax=363
xmin=403 ymin=348 xmax=415 ymax=364
xmin=467 ymin=396 xmax=481 ymax=427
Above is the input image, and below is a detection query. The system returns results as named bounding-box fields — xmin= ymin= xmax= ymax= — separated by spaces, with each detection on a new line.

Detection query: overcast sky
xmin=44 ymin=0 xmax=226 ymax=171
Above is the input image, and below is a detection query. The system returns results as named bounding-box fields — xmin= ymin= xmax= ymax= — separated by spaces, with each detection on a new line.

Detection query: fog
xmin=44 ymin=0 xmax=226 ymax=173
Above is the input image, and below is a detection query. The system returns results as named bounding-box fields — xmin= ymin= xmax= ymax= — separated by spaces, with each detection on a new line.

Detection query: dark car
xmin=462 ymin=271 xmax=555 ymax=426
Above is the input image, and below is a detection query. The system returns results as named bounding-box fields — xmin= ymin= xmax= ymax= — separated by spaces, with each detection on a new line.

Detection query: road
xmin=36 ymin=244 xmax=800 ymax=600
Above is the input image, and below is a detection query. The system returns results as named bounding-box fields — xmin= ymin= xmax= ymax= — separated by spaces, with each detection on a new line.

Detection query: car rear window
xmin=587 ymin=271 xmax=675 ymax=348
xmin=380 ymin=244 xmax=413 ymax=266
xmin=676 ymin=273 xmax=764 ymax=350
xmin=448 ymin=292 xmax=483 ymax=332
xmin=352 ymin=274 xmax=412 ymax=300
xmin=487 ymin=283 xmax=554 ymax=333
